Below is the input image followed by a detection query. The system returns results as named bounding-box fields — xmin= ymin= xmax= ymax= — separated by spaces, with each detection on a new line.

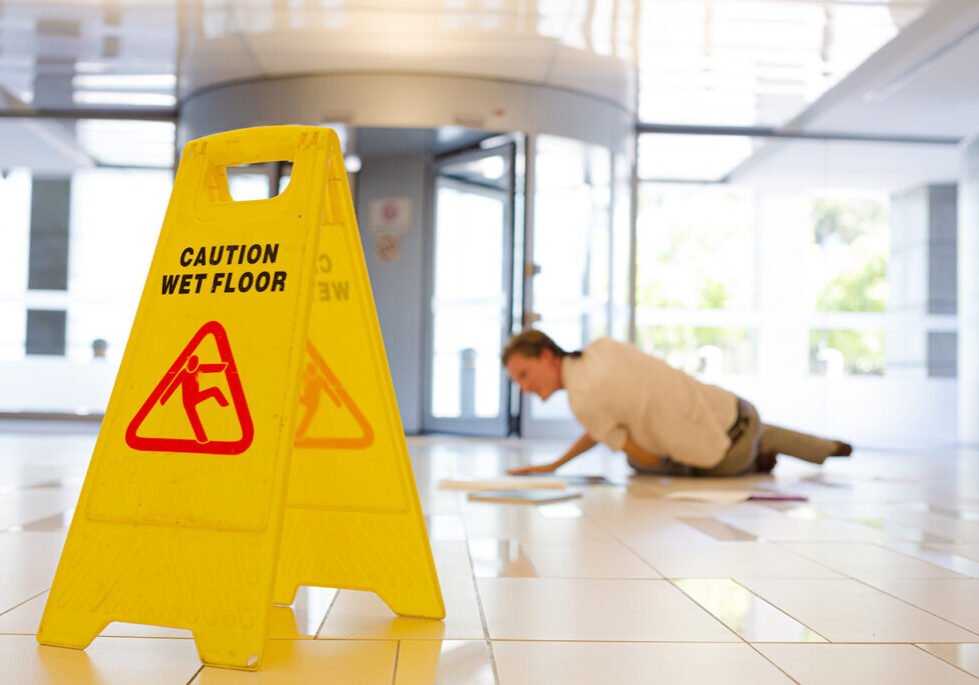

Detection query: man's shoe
xmin=830 ymin=441 xmax=853 ymax=457
xmin=755 ymin=451 xmax=777 ymax=473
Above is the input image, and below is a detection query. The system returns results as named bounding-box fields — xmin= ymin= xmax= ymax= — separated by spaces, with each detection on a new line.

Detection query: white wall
xmin=0 ymin=358 xmax=117 ymax=414
xmin=959 ymin=137 xmax=979 ymax=444
xmin=356 ymin=154 xmax=429 ymax=434
xmin=723 ymin=375 xmax=957 ymax=449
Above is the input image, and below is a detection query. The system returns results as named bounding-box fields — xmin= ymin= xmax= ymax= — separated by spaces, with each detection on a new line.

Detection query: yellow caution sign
xmin=37 ymin=126 xmax=444 ymax=671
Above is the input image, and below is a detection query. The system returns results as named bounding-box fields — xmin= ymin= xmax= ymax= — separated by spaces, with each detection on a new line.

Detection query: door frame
xmin=422 ymin=140 xmax=519 ymax=436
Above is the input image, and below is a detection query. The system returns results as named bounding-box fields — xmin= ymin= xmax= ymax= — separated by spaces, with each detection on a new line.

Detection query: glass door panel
xmin=425 ymin=144 xmax=515 ymax=435
xmin=522 ymin=134 xmax=614 ymax=437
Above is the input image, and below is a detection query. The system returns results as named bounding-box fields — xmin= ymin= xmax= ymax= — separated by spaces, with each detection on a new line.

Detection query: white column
xmin=756 ymin=192 xmax=810 ymax=379
xmin=888 ymin=187 xmax=930 ymax=379
xmin=960 ymin=139 xmax=979 ymax=443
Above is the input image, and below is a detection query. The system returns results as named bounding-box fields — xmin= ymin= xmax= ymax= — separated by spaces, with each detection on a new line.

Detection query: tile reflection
xmin=917 ymin=643 xmax=979 ymax=677
xmin=25 ymin=481 xmax=64 ymax=490
xmin=425 ymin=515 xmax=467 ymax=541
xmin=270 ymin=586 xmax=338 ymax=639
xmin=674 ymin=578 xmax=825 ymax=643
xmin=536 ymin=503 xmax=583 ymax=519
xmin=884 ymin=542 xmax=979 ymax=577
xmin=676 ymin=517 xmax=757 ymax=541
xmin=19 ymin=509 xmax=75 ymax=532
xmin=395 ymin=640 xmax=495 ymax=685
xmin=468 ymin=540 xmax=537 ymax=578
xmin=784 ymin=507 xmax=822 ymax=520
xmin=848 ymin=518 xmax=953 ymax=544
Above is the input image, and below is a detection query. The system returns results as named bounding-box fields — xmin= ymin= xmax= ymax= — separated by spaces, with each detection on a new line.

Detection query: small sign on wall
xmin=374 ymin=233 xmax=401 ymax=262
xmin=368 ymin=196 xmax=412 ymax=264
xmin=368 ymin=197 xmax=412 ymax=236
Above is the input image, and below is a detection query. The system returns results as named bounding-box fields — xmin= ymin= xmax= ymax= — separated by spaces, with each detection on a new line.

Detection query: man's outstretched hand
xmin=507 ymin=462 xmax=560 ymax=475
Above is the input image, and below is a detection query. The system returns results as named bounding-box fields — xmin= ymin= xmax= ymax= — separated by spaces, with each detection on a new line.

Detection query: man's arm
xmin=508 ymin=433 xmax=597 ymax=474
xmin=621 ymin=436 xmax=661 ymax=469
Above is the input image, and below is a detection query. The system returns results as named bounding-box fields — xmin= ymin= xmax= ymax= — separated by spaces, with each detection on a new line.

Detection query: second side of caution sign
xmin=274 ymin=151 xmax=444 ymax=621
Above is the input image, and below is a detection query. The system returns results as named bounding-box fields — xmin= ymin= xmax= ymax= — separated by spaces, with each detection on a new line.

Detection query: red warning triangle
xmin=294 ymin=341 xmax=373 ymax=449
xmin=125 ymin=321 xmax=253 ymax=454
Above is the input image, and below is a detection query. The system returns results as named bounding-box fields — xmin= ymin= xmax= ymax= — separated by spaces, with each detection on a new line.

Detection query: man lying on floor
xmin=502 ymin=330 xmax=852 ymax=478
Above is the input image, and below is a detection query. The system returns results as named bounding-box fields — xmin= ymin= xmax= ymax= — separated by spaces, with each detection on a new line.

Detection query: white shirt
xmin=561 ymin=338 xmax=738 ymax=468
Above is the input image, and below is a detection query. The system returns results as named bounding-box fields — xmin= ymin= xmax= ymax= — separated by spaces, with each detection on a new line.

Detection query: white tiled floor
xmin=1 ymin=422 xmax=979 ymax=683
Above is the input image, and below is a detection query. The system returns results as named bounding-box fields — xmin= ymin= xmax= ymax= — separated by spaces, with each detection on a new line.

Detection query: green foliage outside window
xmin=809 ymin=196 xmax=888 ymax=375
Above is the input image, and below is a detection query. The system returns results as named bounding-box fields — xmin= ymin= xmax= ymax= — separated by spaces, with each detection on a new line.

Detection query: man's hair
xmin=501 ymin=329 xmax=580 ymax=366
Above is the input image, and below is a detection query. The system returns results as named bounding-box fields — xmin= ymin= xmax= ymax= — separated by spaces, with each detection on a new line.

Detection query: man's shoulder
xmin=585 ymin=336 xmax=625 ymax=353
xmin=586 ymin=337 xmax=652 ymax=362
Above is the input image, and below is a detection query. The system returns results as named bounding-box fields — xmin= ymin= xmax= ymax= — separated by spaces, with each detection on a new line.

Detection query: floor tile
xmin=477 ymin=578 xmax=737 ymax=641
xmin=780 ymin=542 xmax=968 ymax=579
xmin=424 ymin=515 xmax=468 ymax=541
xmin=631 ymin=541 xmax=841 ymax=579
xmin=873 ymin=508 xmax=979 ymax=543
xmin=673 ymin=578 xmax=825 ymax=642
xmin=394 ymin=640 xmax=495 ymax=685
xmin=431 ymin=540 xmax=474 ymax=577
xmin=931 ymin=543 xmax=979 ymax=563
xmin=469 ymin=540 xmax=538 ymax=577
xmin=0 ymin=532 xmax=67 ymax=569
xmin=2 ymin=634 xmax=201 ymax=685
xmin=882 ymin=541 xmax=979 ymax=577
xmin=17 ymin=509 xmax=76 ymax=533
xmin=268 ymin=587 xmax=338 ymax=639
xmin=317 ymin=577 xmax=483 ymax=640
xmin=613 ymin=520 xmax=719 ymax=544
xmin=520 ymin=539 xmax=660 ymax=578
xmin=194 ymin=639 xmax=396 ymax=684
xmin=756 ymin=644 xmax=979 ymax=685
xmin=460 ymin=503 xmax=616 ymax=542
xmin=739 ymin=578 xmax=979 ymax=642
xmin=861 ymin=577 xmax=979 ymax=634
xmin=0 ymin=492 xmax=79 ymax=531
xmin=713 ymin=512 xmax=885 ymax=542
xmin=0 ymin=566 xmax=53 ymax=613
xmin=492 ymin=642 xmax=794 ymax=685
xmin=675 ymin=516 xmax=759 ymax=541
xmin=917 ymin=643 xmax=979 ymax=677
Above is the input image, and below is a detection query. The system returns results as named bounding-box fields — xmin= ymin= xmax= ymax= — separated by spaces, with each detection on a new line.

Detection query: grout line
xmin=910 ymin=643 xmax=979 ymax=680
xmin=460 ymin=522 xmax=503 ymax=685
xmin=575 ymin=504 xmax=750 ymax=644
xmin=749 ymin=539 xmax=979 ymax=640
xmin=728 ymin=578 xmax=829 ymax=642
xmin=744 ymin=642 xmax=804 ymax=685
xmin=0 ymin=589 xmax=48 ymax=619
xmin=849 ymin=576 xmax=979 ymax=639
xmin=312 ymin=588 xmax=342 ymax=639
xmin=390 ymin=640 xmax=401 ymax=685
xmin=185 ymin=665 xmax=204 ymax=684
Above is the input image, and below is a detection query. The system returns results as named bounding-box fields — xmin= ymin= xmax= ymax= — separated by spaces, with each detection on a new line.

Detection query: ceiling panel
xmin=636 ymin=0 xmax=933 ymax=127
xmin=0 ymin=119 xmax=94 ymax=172
xmin=728 ymin=137 xmax=960 ymax=192
xmin=783 ymin=0 xmax=979 ymax=139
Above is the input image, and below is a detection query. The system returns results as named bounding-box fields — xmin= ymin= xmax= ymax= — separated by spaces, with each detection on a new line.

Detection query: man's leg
xmin=626 ymin=454 xmax=695 ymax=477
xmin=698 ymin=399 xmax=763 ymax=477
xmin=758 ymin=425 xmax=850 ymax=465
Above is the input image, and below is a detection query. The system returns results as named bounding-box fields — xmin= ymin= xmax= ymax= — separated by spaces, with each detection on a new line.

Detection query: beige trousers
xmin=626 ymin=398 xmax=842 ymax=478
xmin=700 ymin=398 xmax=840 ymax=477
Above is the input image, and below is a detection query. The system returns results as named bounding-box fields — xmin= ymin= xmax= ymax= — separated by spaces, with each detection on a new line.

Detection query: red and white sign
xmin=125 ymin=321 xmax=253 ymax=454
xmin=367 ymin=196 xmax=412 ymax=236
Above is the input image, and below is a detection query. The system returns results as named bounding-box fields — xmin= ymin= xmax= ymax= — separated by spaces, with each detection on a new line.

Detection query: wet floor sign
xmin=36 ymin=126 xmax=445 ymax=670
